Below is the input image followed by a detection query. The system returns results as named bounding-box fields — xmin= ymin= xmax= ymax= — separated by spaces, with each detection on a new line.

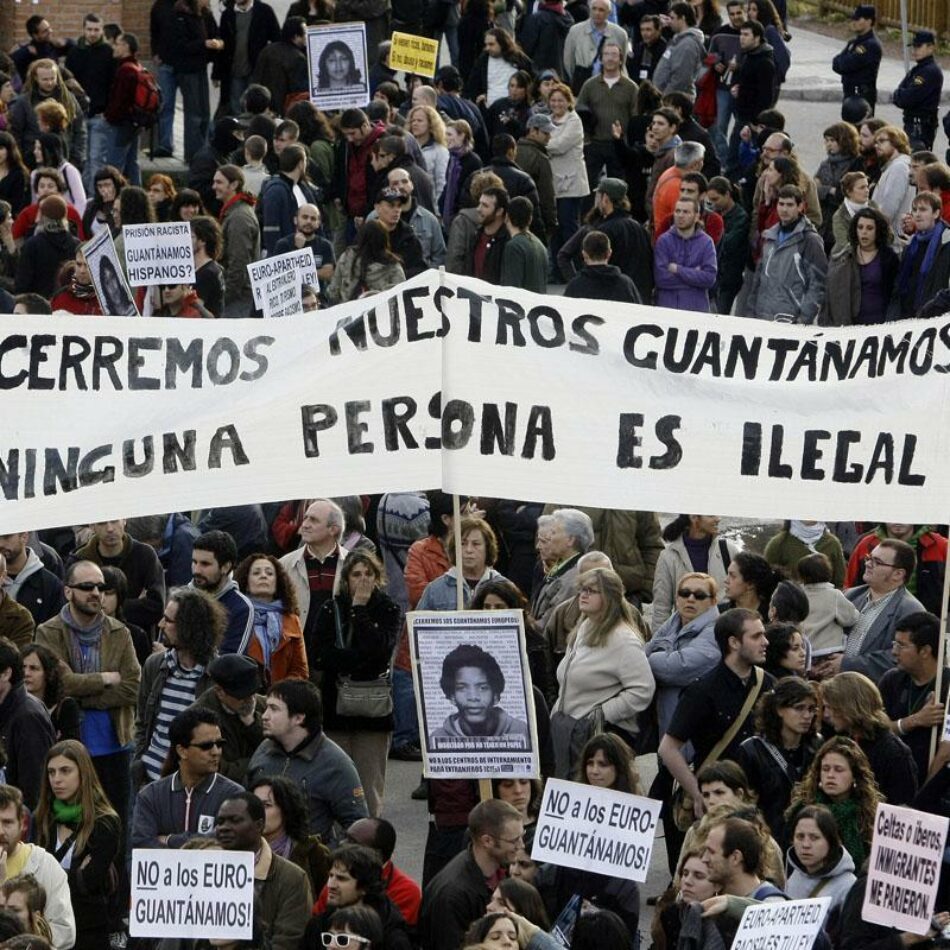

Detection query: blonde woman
xmin=552 ymin=567 xmax=655 ymax=778
xmin=409 ymin=105 xmax=449 ymax=206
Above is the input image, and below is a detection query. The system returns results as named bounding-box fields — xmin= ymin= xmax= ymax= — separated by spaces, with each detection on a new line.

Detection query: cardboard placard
xmin=389 ymin=31 xmax=440 ymax=77
xmin=730 ymin=898 xmax=831 ymax=950
xmin=123 ymin=222 xmax=196 ymax=287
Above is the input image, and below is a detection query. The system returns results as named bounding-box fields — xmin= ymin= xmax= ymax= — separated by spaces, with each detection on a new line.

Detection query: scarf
xmin=442 ymin=144 xmax=471 ymax=223
xmin=817 ymin=792 xmax=867 ymax=868
xmin=843 ymin=197 xmax=867 ymax=217
xmin=59 ymin=604 xmax=103 ymax=674
xmin=898 ymin=221 xmax=946 ymax=309
xmin=70 ymin=276 xmax=96 ymax=299
xmin=789 ymin=520 xmax=826 ymax=550
xmin=270 ymin=833 xmax=293 ymax=859
xmin=52 ymin=798 xmax=83 ymax=828
xmin=251 ymin=598 xmax=284 ymax=669
xmin=218 ymin=191 xmax=256 ymax=222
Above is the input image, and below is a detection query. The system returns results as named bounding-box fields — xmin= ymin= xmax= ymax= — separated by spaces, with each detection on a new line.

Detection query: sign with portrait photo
xmin=306 ymin=23 xmax=370 ymax=112
xmin=408 ymin=609 xmax=539 ymax=779
xmin=83 ymin=226 xmax=138 ymax=316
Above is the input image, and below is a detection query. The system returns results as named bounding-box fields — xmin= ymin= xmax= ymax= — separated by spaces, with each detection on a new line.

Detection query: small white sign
xmin=531 ymin=778 xmax=660 ymax=882
xmin=248 ymin=248 xmax=318 ymax=317
xmin=862 ymin=803 xmax=949 ymax=935
xmin=123 ymin=222 xmax=196 ymax=287
xmin=306 ymin=22 xmax=370 ymax=112
xmin=130 ymin=849 xmax=254 ymax=940
xmin=731 ymin=898 xmax=831 ymax=950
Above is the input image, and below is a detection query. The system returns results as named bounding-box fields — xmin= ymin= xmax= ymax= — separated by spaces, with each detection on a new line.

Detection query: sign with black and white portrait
xmin=306 ymin=22 xmax=370 ymax=112
xmin=83 ymin=226 xmax=138 ymax=316
xmin=408 ymin=609 xmax=539 ymax=779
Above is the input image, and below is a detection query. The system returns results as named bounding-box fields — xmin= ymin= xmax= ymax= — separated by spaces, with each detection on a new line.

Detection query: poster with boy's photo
xmin=408 ymin=609 xmax=539 ymax=779
xmin=306 ymin=23 xmax=370 ymax=112
xmin=83 ymin=226 xmax=138 ymax=316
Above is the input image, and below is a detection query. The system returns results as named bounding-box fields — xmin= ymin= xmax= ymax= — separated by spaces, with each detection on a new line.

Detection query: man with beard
xmin=272 ymin=203 xmax=336 ymax=293
xmin=465 ymin=186 xmax=510 ymax=284
xmin=0 ymin=530 xmax=64 ymax=624
xmin=190 ymin=530 xmax=253 ymax=655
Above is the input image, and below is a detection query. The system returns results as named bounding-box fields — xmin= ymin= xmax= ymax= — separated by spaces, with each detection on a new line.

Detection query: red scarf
xmin=219 ymin=192 xmax=256 ymax=221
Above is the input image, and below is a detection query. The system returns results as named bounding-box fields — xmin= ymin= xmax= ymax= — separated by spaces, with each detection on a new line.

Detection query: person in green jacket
xmin=763 ymin=521 xmax=846 ymax=588
xmin=499 ymin=196 xmax=548 ymax=293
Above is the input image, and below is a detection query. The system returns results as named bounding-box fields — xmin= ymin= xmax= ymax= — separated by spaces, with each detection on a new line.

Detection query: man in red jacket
xmin=104 ymin=32 xmax=145 ymax=185
xmin=337 ymin=109 xmax=386 ymax=232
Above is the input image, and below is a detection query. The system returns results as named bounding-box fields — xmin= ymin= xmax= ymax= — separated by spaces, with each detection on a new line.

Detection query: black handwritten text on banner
xmin=2 ymin=271 xmax=950 ymax=533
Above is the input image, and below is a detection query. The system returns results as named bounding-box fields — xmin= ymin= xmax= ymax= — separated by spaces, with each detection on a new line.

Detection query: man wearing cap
xmin=893 ymin=31 xmax=943 ymax=151
xmin=367 ymin=168 xmax=446 ymax=269
xmin=516 ymin=114 xmax=558 ymax=245
xmin=594 ymin=177 xmax=654 ymax=302
xmin=193 ymin=654 xmax=265 ymax=784
xmin=372 ymin=188 xmax=427 ymax=278
xmin=832 ymin=5 xmax=882 ymax=116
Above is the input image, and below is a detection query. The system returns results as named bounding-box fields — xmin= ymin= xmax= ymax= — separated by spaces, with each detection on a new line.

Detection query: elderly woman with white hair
xmin=531 ymin=508 xmax=594 ymax=630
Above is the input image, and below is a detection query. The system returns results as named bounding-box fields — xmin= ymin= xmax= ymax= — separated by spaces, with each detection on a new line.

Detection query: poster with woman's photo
xmin=306 ymin=23 xmax=370 ymax=112
xmin=83 ymin=226 xmax=138 ymax=316
xmin=408 ymin=609 xmax=539 ymax=779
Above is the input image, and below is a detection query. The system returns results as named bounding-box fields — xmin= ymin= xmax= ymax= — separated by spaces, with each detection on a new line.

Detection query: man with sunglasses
xmin=36 ymin=559 xmax=141 ymax=829
xmin=131 ymin=706 xmax=243 ymax=849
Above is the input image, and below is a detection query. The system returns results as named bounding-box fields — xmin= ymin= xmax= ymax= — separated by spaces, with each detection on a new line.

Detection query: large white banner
xmin=3 ymin=270 xmax=950 ymax=532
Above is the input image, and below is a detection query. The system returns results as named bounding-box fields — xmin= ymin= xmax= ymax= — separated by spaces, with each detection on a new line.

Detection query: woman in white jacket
xmin=546 ymin=83 xmax=589 ymax=259
xmin=652 ymin=514 xmax=738 ymax=627
xmin=409 ymin=105 xmax=450 ymax=208
xmin=553 ymin=567 xmax=655 ymax=777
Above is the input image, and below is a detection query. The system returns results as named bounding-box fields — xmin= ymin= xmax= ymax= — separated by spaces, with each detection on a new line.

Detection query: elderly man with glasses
xmin=813 ymin=538 xmax=924 ymax=684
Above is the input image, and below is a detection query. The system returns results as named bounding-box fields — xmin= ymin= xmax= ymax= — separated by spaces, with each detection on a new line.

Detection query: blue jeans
xmin=711 ymin=87 xmax=734 ymax=165
xmin=178 ymin=69 xmax=211 ymax=164
xmin=392 ymin=667 xmax=419 ymax=749
xmin=230 ymin=75 xmax=250 ymax=116
xmin=157 ymin=63 xmax=178 ymax=153
xmin=106 ymin=122 xmax=141 ymax=185
xmin=84 ymin=115 xmax=110 ymax=193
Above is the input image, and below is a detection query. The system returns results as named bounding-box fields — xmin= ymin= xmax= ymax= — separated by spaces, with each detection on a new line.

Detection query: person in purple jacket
xmin=653 ymin=196 xmax=718 ymax=312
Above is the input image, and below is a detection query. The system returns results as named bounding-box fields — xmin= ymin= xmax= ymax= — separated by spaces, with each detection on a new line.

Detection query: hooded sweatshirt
xmin=785 ymin=845 xmax=856 ymax=913
xmin=653 ymin=26 xmax=706 ymax=96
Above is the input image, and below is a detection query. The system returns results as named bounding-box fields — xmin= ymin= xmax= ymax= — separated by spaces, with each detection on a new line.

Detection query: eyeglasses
xmin=67 ymin=582 xmax=108 ymax=592
xmin=864 ymin=556 xmax=898 ymax=569
xmin=494 ymin=833 xmax=525 ymax=846
xmin=578 ymin=586 xmax=602 ymax=596
xmin=892 ymin=640 xmax=915 ymax=651
xmin=188 ymin=739 xmax=226 ymax=751
xmin=677 ymin=589 xmax=712 ymax=600
xmin=321 ymin=934 xmax=371 ymax=948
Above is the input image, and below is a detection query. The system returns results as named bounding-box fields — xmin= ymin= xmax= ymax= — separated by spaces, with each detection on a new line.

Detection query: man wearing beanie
xmin=14 ymin=194 xmax=80 ymax=299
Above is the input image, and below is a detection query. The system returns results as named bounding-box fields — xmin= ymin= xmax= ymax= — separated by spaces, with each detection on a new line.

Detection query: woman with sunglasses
xmin=321 ymin=905 xmax=383 ymax=949
xmin=33 ymin=740 xmax=120 ymax=950
xmin=737 ymin=678 xmax=822 ymax=843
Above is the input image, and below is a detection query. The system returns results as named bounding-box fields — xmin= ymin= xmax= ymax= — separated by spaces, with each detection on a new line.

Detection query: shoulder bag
xmin=550 ymin=634 xmax=607 ymax=779
xmin=333 ymin=599 xmax=394 ymax=719
xmin=671 ymin=666 xmax=765 ymax=831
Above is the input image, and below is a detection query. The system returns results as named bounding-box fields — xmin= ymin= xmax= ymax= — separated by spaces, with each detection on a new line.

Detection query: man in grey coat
xmin=653 ymin=2 xmax=707 ymax=96
xmin=814 ymin=538 xmax=924 ymax=685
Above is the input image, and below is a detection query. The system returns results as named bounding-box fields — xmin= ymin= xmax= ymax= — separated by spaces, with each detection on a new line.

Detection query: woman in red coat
xmin=234 ymin=553 xmax=309 ymax=685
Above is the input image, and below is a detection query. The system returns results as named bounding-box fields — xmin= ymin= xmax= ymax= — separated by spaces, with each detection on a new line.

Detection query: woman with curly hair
xmin=785 ymin=735 xmax=882 ymax=866
xmin=738 ymin=677 xmax=821 ymax=842
xmin=250 ymin=775 xmax=332 ymax=897
xmin=821 ymin=671 xmax=918 ymax=806
xmin=311 ymin=552 xmax=401 ymax=817
xmin=233 ymin=553 xmax=308 ymax=684
xmin=721 ymin=552 xmax=782 ymax=622
xmin=34 ymin=741 xmax=120 ymax=950
xmin=19 ymin=645 xmax=80 ymax=741
xmin=762 ymin=622 xmax=807 ymax=680
xmin=408 ymin=105 xmax=449 ymax=205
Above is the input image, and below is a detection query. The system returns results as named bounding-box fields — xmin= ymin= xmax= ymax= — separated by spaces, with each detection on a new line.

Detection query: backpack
xmin=127 ymin=64 xmax=162 ymax=128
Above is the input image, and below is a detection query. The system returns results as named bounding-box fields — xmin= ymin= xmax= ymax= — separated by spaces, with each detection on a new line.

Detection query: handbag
xmin=550 ymin=636 xmax=608 ymax=779
xmin=332 ymin=600 xmax=394 ymax=719
xmin=671 ymin=666 xmax=765 ymax=831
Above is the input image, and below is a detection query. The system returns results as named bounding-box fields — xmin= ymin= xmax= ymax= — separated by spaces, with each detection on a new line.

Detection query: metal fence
xmin=794 ymin=0 xmax=948 ymax=38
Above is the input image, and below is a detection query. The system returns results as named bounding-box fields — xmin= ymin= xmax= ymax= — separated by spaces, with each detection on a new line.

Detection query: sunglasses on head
xmin=677 ymin=589 xmax=711 ymax=600
xmin=68 ymin=582 xmax=109 ymax=592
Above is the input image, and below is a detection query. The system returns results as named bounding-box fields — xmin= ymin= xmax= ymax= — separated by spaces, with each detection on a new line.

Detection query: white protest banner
xmin=730 ymin=898 xmax=831 ymax=950
xmin=123 ymin=222 xmax=196 ymax=287
xmin=130 ymin=849 xmax=254 ymax=940
xmin=531 ymin=778 xmax=659 ymax=882
xmin=409 ymin=610 xmax=539 ymax=779
xmin=248 ymin=248 xmax=318 ymax=317
xmin=4 ymin=271 xmax=950 ymax=533
xmin=82 ymin=226 xmax=138 ymax=316
xmin=862 ymin=802 xmax=949 ymax=934
xmin=306 ymin=23 xmax=369 ymax=111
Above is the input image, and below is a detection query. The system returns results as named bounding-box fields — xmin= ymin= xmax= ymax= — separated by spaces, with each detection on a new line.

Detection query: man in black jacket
xmin=565 ymin=230 xmax=642 ymax=302
xmin=466 ymin=187 xmax=510 ymax=284
xmin=485 ymin=134 xmax=541 ymax=235
xmin=726 ymin=20 xmax=776 ymax=177
xmin=372 ymin=189 xmax=427 ymax=278
xmin=213 ymin=0 xmax=281 ymax=116
xmin=593 ymin=178 xmax=654 ymax=303
xmin=0 ymin=532 xmax=64 ymax=624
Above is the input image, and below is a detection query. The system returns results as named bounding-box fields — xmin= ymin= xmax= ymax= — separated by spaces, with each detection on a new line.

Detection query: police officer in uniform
xmin=832 ymin=4 xmax=882 ymax=115
xmin=893 ymin=30 xmax=943 ymax=151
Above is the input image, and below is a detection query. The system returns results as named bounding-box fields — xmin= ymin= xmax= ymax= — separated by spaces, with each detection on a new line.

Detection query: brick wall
xmin=5 ymin=0 xmax=154 ymax=61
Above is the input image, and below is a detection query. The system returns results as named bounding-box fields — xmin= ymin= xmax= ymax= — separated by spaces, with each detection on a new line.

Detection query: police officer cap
xmin=850 ymin=4 xmax=875 ymax=19
xmin=841 ymin=96 xmax=872 ymax=124
xmin=208 ymin=654 xmax=261 ymax=698
xmin=909 ymin=29 xmax=936 ymax=46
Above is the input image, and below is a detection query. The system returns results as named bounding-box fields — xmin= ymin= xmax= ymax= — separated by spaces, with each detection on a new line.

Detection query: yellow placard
xmin=389 ymin=31 xmax=440 ymax=78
